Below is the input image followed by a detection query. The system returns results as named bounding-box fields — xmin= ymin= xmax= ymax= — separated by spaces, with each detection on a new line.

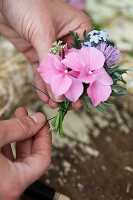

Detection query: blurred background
xmin=0 ymin=0 xmax=133 ymax=199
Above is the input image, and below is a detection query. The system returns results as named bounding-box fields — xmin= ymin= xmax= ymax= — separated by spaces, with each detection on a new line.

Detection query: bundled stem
xmin=50 ymin=101 xmax=71 ymax=136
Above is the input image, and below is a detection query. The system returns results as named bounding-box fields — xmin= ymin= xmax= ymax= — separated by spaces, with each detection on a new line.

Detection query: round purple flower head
xmin=96 ymin=42 xmax=121 ymax=67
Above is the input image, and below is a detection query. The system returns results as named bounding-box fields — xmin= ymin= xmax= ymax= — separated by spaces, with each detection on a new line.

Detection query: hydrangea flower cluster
xmin=37 ymin=30 xmax=127 ymax=136
xmin=39 ymin=44 xmax=113 ymax=106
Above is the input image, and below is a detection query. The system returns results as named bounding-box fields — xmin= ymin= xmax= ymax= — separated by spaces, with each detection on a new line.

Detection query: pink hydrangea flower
xmin=38 ymin=54 xmax=83 ymax=102
xmin=62 ymin=47 xmax=113 ymax=106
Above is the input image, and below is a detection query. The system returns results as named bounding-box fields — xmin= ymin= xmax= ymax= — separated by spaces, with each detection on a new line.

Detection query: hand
xmin=0 ymin=0 xmax=91 ymax=109
xmin=0 ymin=107 xmax=51 ymax=200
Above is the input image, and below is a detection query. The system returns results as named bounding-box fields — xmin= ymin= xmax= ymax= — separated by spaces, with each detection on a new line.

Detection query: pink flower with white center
xmin=38 ymin=54 xmax=83 ymax=102
xmin=62 ymin=47 xmax=113 ymax=106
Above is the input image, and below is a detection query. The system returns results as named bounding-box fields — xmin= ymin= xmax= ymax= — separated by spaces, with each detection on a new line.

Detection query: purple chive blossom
xmin=96 ymin=42 xmax=121 ymax=67
xmin=83 ymin=41 xmax=92 ymax=47
xmin=99 ymin=31 xmax=109 ymax=42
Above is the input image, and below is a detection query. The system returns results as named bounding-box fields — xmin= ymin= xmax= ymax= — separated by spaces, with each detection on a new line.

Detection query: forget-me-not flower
xmin=88 ymin=30 xmax=100 ymax=36
xmin=99 ymin=31 xmax=109 ymax=42
xmin=83 ymin=41 xmax=92 ymax=47
xmin=90 ymin=35 xmax=101 ymax=44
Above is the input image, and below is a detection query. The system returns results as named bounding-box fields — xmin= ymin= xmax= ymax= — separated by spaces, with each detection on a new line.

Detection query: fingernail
xmin=30 ymin=113 xmax=46 ymax=124
xmin=50 ymin=92 xmax=63 ymax=102
xmin=54 ymin=97 xmax=63 ymax=103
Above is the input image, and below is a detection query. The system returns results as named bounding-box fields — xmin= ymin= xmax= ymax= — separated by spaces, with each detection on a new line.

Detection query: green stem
xmin=50 ymin=100 xmax=71 ymax=136
xmin=59 ymin=110 xmax=63 ymax=137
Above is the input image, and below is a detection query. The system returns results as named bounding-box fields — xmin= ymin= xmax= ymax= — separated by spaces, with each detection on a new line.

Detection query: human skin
xmin=0 ymin=0 xmax=92 ymax=109
xmin=0 ymin=107 xmax=51 ymax=200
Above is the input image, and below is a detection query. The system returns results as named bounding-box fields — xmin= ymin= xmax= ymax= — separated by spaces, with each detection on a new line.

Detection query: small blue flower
xmin=99 ymin=31 xmax=109 ymax=41
xmin=90 ymin=35 xmax=101 ymax=44
xmin=88 ymin=30 xmax=100 ymax=36
xmin=83 ymin=41 xmax=92 ymax=47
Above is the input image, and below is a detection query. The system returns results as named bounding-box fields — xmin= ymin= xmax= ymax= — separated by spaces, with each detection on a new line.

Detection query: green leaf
xmin=69 ymin=31 xmax=75 ymax=37
xmin=111 ymin=84 xmax=127 ymax=91
xmin=114 ymin=72 xmax=121 ymax=78
xmin=69 ymin=31 xmax=82 ymax=49
xmin=59 ymin=110 xmax=63 ymax=137
xmin=107 ymin=65 xmax=120 ymax=75
xmin=95 ymin=105 xmax=107 ymax=113
xmin=84 ymin=96 xmax=92 ymax=103
xmin=102 ymin=101 xmax=115 ymax=107
xmin=83 ymin=30 xmax=90 ymax=42
xmin=83 ymin=30 xmax=87 ymax=41
xmin=117 ymin=68 xmax=128 ymax=75
xmin=120 ymin=78 xmax=127 ymax=84
xmin=83 ymin=96 xmax=107 ymax=113
xmin=51 ymin=116 xmax=57 ymax=127
xmin=82 ymin=97 xmax=90 ymax=112
xmin=111 ymin=92 xmax=126 ymax=97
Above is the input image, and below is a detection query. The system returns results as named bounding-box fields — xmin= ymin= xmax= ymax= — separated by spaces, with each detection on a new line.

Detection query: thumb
xmin=31 ymin=24 xmax=61 ymax=103
xmin=0 ymin=113 xmax=46 ymax=147
xmin=32 ymin=23 xmax=56 ymax=61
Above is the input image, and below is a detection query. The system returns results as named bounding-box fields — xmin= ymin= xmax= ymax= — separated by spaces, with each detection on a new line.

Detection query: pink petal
xmin=95 ymin=68 xmax=113 ymax=85
xmin=65 ymin=76 xmax=83 ymax=102
xmin=67 ymin=48 xmax=80 ymax=53
xmin=79 ymin=47 xmax=105 ymax=71
xmin=51 ymin=74 xmax=72 ymax=97
xmin=38 ymin=55 xmax=59 ymax=84
xmin=68 ymin=70 xmax=80 ymax=78
xmin=78 ymin=67 xmax=97 ymax=83
xmin=87 ymin=81 xmax=112 ymax=106
xmin=50 ymin=54 xmax=65 ymax=71
xmin=62 ymin=52 xmax=82 ymax=71
xmin=62 ymin=47 xmax=105 ymax=72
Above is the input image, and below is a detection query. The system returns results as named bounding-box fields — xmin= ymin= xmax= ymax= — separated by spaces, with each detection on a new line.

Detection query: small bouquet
xmin=37 ymin=30 xmax=128 ymax=136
